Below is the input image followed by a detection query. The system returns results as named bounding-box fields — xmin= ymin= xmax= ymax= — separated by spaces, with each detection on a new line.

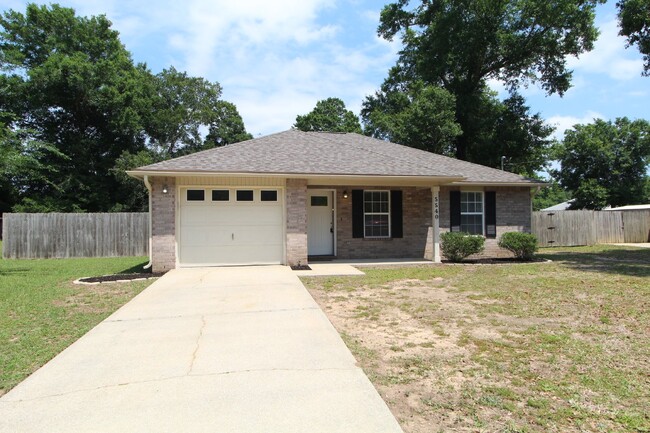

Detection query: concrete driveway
xmin=0 ymin=266 xmax=403 ymax=433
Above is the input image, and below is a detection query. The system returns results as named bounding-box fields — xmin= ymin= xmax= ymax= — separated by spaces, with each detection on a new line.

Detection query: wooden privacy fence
xmin=2 ymin=213 xmax=149 ymax=259
xmin=532 ymin=210 xmax=650 ymax=247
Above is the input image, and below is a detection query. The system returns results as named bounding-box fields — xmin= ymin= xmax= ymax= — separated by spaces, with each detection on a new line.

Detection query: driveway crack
xmin=187 ymin=315 xmax=206 ymax=375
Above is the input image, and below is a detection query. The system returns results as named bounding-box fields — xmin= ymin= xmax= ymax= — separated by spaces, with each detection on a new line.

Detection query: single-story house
xmin=128 ymin=130 xmax=543 ymax=272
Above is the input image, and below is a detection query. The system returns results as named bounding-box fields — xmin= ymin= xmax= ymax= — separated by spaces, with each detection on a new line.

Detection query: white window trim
xmin=460 ymin=191 xmax=484 ymax=236
xmin=363 ymin=190 xmax=391 ymax=239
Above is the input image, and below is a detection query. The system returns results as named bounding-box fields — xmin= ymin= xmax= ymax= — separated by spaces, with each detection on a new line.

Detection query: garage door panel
xmin=181 ymin=206 xmax=281 ymax=226
xmin=179 ymin=189 xmax=284 ymax=266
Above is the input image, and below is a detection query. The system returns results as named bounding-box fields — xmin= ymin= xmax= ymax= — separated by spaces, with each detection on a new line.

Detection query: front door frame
xmin=307 ymin=189 xmax=337 ymax=257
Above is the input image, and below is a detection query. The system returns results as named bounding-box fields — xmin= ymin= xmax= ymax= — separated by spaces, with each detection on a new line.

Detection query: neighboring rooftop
xmin=131 ymin=130 xmax=542 ymax=184
xmin=605 ymin=204 xmax=650 ymax=211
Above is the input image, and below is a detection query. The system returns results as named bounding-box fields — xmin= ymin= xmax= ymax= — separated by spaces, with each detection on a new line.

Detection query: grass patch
xmin=303 ymin=245 xmax=650 ymax=433
xmin=0 ymin=255 xmax=153 ymax=395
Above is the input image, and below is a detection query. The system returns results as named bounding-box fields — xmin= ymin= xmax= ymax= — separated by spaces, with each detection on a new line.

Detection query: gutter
xmin=142 ymin=175 xmax=153 ymax=270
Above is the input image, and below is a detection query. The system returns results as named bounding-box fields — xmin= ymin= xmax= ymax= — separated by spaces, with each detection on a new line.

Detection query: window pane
xmin=461 ymin=214 xmax=483 ymax=235
xmin=261 ymin=190 xmax=278 ymax=202
xmin=364 ymin=214 xmax=389 ymax=237
xmin=311 ymin=196 xmax=328 ymax=206
xmin=211 ymin=190 xmax=229 ymax=201
xmin=236 ymin=190 xmax=254 ymax=201
xmin=187 ymin=190 xmax=205 ymax=201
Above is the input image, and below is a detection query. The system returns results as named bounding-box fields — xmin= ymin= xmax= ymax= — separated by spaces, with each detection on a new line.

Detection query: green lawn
xmin=303 ymin=245 xmax=650 ymax=433
xmin=0 ymin=250 xmax=154 ymax=395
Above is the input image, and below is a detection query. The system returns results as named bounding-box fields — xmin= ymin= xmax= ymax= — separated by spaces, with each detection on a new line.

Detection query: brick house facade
xmin=130 ymin=130 xmax=541 ymax=272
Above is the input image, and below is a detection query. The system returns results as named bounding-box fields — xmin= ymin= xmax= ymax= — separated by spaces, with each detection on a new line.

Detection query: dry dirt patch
xmin=303 ymin=253 xmax=649 ymax=433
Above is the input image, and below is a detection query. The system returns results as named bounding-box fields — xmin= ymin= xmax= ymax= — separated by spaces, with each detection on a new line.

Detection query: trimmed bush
xmin=498 ymin=232 xmax=538 ymax=260
xmin=440 ymin=232 xmax=485 ymax=262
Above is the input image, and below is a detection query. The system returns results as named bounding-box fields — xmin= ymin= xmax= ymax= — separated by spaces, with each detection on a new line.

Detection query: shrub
xmin=498 ymin=232 xmax=538 ymax=260
xmin=440 ymin=232 xmax=485 ymax=262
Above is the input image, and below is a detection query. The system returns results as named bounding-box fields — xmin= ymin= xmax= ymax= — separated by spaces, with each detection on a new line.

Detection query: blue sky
xmin=4 ymin=0 xmax=648 ymax=140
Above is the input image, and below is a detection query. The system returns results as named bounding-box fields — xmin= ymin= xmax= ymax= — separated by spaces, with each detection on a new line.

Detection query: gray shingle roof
xmin=134 ymin=130 xmax=541 ymax=184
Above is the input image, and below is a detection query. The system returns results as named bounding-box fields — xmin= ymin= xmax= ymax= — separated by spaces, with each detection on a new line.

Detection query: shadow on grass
xmin=119 ymin=261 xmax=150 ymax=274
xmin=0 ymin=268 xmax=31 ymax=276
xmin=538 ymin=248 xmax=650 ymax=277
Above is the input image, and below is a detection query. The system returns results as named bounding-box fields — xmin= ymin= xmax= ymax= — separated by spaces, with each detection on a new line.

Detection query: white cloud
xmin=6 ymin=0 xmax=398 ymax=135
xmin=547 ymin=111 xmax=606 ymax=140
xmin=567 ymin=18 xmax=644 ymax=81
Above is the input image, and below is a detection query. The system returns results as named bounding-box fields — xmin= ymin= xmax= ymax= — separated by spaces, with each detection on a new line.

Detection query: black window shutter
xmin=450 ymin=191 xmax=461 ymax=232
xmin=484 ymin=191 xmax=497 ymax=238
xmin=390 ymin=190 xmax=403 ymax=238
xmin=352 ymin=189 xmax=364 ymax=238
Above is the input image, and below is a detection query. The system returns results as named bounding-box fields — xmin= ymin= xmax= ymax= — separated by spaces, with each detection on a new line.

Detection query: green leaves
xmin=617 ymin=0 xmax=650 ymax=75
xmin=554 ymin=118 xmax=650 ymax=209
xmin=375 ymin=0 xmax=602 ymax=165
xmin=361 ymin=80 xmax=460 ymax=155
xmin=294 ymin=97 xmax=362 ymax=133
xmin=1 ymin=4 xmax=252 ymax=212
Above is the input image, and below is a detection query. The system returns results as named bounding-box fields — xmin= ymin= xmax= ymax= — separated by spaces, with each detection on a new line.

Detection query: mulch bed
xmin=444 ymin=257 xmax=550 ymax=264
xmin=76 ymin=272 xmax=165 ymax=284
xmin=290 ymin=265 xmax=312 ymax=271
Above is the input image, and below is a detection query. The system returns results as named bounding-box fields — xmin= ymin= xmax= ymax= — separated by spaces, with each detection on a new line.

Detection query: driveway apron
xmin=0 ymin=266 xmax=403 ymax=433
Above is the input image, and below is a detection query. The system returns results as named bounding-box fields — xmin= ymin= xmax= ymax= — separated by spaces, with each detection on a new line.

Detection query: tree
xmin=204 ymin=101 xmax=253 ymax=148
xmin=553 ymin=118 xmax=650 ymax=209
xmin=532 ymin=180 xmax=571 ymax=211
xmin=377 ymin=0 xmax=603 ymax=161
xmin=146 ymin=67 xmax=224 ymax=157
xmin=1 ymin=4 xmax=150 ymax=211
xmin=361 ymin=76 xmax=461 ymax=155
xmin=362 ymin=74 xmax=554 ymax=175
xmin=294 ymin=98 xmax=362 ymax=133
xmin=1 ymin=4 xmax=253 ymax=212
xmin=618 ymin=0 xmax=650 ymax=75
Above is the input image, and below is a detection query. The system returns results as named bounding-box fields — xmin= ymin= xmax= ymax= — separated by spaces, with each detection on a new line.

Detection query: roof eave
xmin=126 ymin=169 xmax=466 ymax=185
xmin=449 ymin=180 xmax=548 ymax=187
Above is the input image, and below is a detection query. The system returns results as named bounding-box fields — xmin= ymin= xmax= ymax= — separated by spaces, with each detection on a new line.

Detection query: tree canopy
xmin=617 ymin=0 xmax=650 ymax=75
xmin=294 ymin=98 xmax=362 ymax=133
xmin=553 ymin=118 xmax=650 ymax=209
xmin=372 ymin=0 xmax=602 ymax=167
xmin=0 ymin=3 xmax=252 ymax=212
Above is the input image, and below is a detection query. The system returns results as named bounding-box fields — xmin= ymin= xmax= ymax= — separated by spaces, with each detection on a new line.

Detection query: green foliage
xmin=376 ymin=0 xmax=601 ymax=164
xmin=294 ymin=97 xmax=362 ymax=133
xmin=498 ymin=232 xmax=538 ymax=260
xmin=533 ymin=180 xmax=571 ymax=211
xmin=617 ymin=0 xmax=650 ymax=75
xmin=553 ymin=117 xmax=650 ymax=209
xmin=0 ymin=4 xmax=252 ymax=212
xmin=361 ymin=77 xmax=461 ymax=155
xmin=204 ymin=101 xmax=253 ymax=148
xmin=1 ymin=4 xmax=149 ymax=211
xmin=440 ymin=232 xmax=485 ymax=262
xmin=146 ymin=66 xmax=223 ymax=157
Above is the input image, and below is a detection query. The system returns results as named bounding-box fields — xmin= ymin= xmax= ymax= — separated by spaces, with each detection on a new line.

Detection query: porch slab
xmin=293 ymin=263 xmax=365 ymax=277
xmin=332 ymin=258 xmax=438 ymax=267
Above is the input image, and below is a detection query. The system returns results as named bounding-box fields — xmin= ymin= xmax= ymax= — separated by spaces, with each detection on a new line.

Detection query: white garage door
xmin=179 ymin=188 xmax=284 ymax=266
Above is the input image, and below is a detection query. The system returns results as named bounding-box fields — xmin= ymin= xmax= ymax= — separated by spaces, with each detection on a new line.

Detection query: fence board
xmin=533 ymin=210 xmax=650 ymax=247
xmin=2 ymin=213 xmax=149 ymax=259
xmin=623 ymin=211 xmax=650 ymax=243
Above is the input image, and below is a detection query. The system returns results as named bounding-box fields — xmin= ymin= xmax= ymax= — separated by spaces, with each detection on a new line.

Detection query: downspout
xmin=143 ymin=175 xmax=153 ymax=270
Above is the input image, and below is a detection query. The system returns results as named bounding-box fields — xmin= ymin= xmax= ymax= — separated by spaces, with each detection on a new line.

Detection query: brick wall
xmin=286 ymin=179 xmax=308 ymax=266
xmin=151 ymin=177 xmax=176 ymax=272
xmin=334 ymin=186 xmax=433 ymax=259
xmin=439 ymin=186 xmax=532 ymax=258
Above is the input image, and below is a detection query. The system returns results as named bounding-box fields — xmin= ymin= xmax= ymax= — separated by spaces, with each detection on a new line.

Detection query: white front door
xmin=307 ymin=190 xmax=334 ymax=256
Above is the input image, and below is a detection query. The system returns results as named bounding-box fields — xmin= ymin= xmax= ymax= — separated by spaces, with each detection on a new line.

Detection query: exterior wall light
xmin=343 ymin=190 xmax=348 ymax=199
xmin=162 ymin=185 xmax=168 ymax=194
